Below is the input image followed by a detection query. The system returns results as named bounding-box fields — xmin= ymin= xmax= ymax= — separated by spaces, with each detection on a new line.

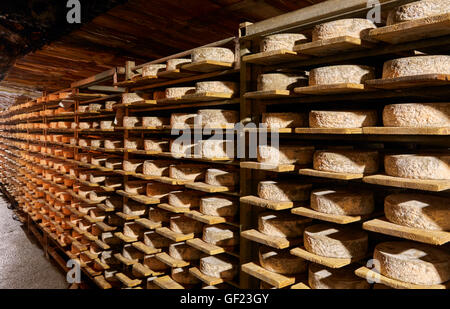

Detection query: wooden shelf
xmin=365 ymin=74 xmax=450 ymax=90
xmin=157 ymin=69 xmax=196 ymax=79
xmin=134 ymin=218 xmax=162 ymax=230
xmin=243 ymin=49 xmax=309 ymax=65
xmin=131 ymin=241 xmax=161 ymax=255
xmin=295 ymin=127 xmax=363 ymax=134
xmin=186 ymin=238 xmax=225 ymax=255
xmin=363 ymin=174 xmax=450 ymax=192
xmin=185 ymin=182 xmax=231 ymax=193
xmin=153 ymin=276 xmax=185 ymax=289
xmin=240 ymin=161 xmax=295 ymax=172
xmin=185 ymin=210 xmax=228 ymax=225
xmin=362 ymin=127 xmax=450 ymax=135
xmin=241 ymin=229 xmax=301 ymax=249
xmin=115 ymin=272 xmax=142 ymax=288
xmin=156 ymin=227 xmax=194 ymax=242
xmin=240 ymin=195 xmax=294 ymax=211
xmin=181 ymin=60 xmax=234 ymax=73
xmin=242 ymin=262 xmax=295 ymax=289
xmin=157 ymin=203 xmax=192 ymax=214
xmin=299 ymin=168 xmax=364 ymax=180
xmin=156 ymin=252 xmax=189 ymax=268
xmin=292 ymin=207 xmax=365 ymax=224
xmin=116 ymin=190 xmax=160 ymax=204
xmin=294 ymin=83 xmax=367 ymax=95
xmin=189 ymin=267 xmax=224 ymax=286
xmin=294 ymin=36 xmax=375 ymax=57
xmin=244 ymin=90 xmax=291 ymax=99
xmin=290 ymin=247 xmax=363 ymax=269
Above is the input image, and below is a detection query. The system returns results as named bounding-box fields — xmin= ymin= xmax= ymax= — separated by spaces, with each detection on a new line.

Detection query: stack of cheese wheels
xmin=304 ymin=224 xmax=369 ymax=259
xmin=387 ymin=0 xmax=450 ymax=25
xmin=313 ymin=149 xmax=379 ymax=174
xmin=191 ymin=47 xmax=234 ymax=63
xmin=199 ymin=255 xmax=238 ymax=279
xmin=195 ymin=81 xmax=238 ymax=95
xmin=205 ymin=168 xmax=238 ymax=188
xmin=168 ymin=190 xmax=204 ymax=209
xmin=309 ymin=65 xmax=375 ymax=86
xmin=309 ymin=110 xmax=377 ymax=128
xmin=258 ymin=211 xmax=307 ymax=238
xmin=143 ymin=160 xmax=171 ymax=176
xmin=382 ymin=55 xmax=450 ymax=79
xmin=259 ymin=246 xmax=308 ymax=275
xmin=142 ymin=64 xmax=166 ymax=77
xmin=312 ymin=18 xmax=376 ymax=41
xmin=197 ymin=109 xmax=238 ymax=128
xmin=257 ymin=73 xmax=308 ymax=91
xmin=169 ymin=242 xmax=203 ymax=261
xmin=199 ymin=196 xmax=238 ymax=217
xmin=308 ymin=264 xmax=370 ymax=289
xmin=374 ymin=241 xmax=450 ymax=285
xmin=384 ymin=193 xmax=450 ymax=230
xmin=202 ymin=224 xmax=239 ymax=248
xmin=258 ymin=181 xmax=311 ymax=202
xmin=165 ymin=87 xmax=195 ymax=99
xmin=384 ymin=153 xmax=450 ymax=180
xmin=383 ymin=103 xmax=450 ymax=128
xmin=170 ymin=215 xmax=203 ymax=235
xmin=257 ymin=144 xmax=314 ymax=165
xmin=260 ymin=33 xmax=308 ymax=52
xmin=310 ymin=188 xmax=374 ymax=216
xmin=262 ymin=112 xmax=308 ymax=129
xmin=166 ymin=58 xmax=191 ymax=71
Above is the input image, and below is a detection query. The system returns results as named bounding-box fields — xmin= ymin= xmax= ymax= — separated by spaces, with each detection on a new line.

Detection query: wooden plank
xmin=295 ymin=127 xmax=362 ymax=134
xmin=294 ymin=83 xmax=367 ymax=95
xmin=355 ymin=266 xmax=449 ymax=290
xmin=181 ymin=60 xmax=234 ymax=73
xmin=185 ymin=182 xmax=230 ymax=193
xmin=291 ymin=207 xmax=362 ymax=224
xmin=241 ymin=229 xmax=301 ymax=249
xmin=363 ymin=127 xmax=450 ymax=135
xmin=244 ymin=90 xmax=290 ymax=99
xmin=116 ymin=212 xmax=141 ymax=221
xmin=186 ymin=238 xmax=225 ymax=255
xmin=189 ymin=267 xmax=224 ymax=286
xmin=115 ymin=273 xmax=142 ymax=288
xmin=93 ymin=275 xmax=112 ymax=290
xmin=294 ymin=36 xmax=375 ymax=56
xmin=240 ymin=196 xmax=293 ymax=211
xmin=114 ymin=232 xmax=138 ymax=243
xmin=241 ymin=262 xmax=295 ymax=289
xmin=243 ymin=49 xmax=309 ymax=65
xmin=185 ymin=210 xmax=227 ymax=225
xmin=156 ymin=227 xmax=194 ymax=242
xmin=153 ymin=276 xmax=185 ymax=289
xmin=158 ymin=203 xmax=192 ymax=214
xmin=157 ymin=69 xmax=196 ymax=79
xmin=132 ymin=263 xmax=154 ymax=278
xmin=132 ymin=241 xmax=161 ymax=255
xmin=291 ymin=282 xmax=310 ymax=289
xmin=290 ymin=247 xmax=357 ymax=268
xmin=181 ymin=92 xmax=234 ymax=102
xmin=299 ymin=168 xmax=364 ymax=180
xmin=134 ymin=218 xmax=162 ymax=230
xmin=116 ymin=190 xmax=160 ymax=205
xmin=368 ymin=13 xmax=450 ymax=44
xmin=156 ymin=252 xmax=189 ymax=268
xmin=365 ymin=74 xmax=450 ymax=90
xmin=240 ymin=161 xmax=295 ymax=172
xmin=363 ymin=217 xmax=450 ymax=245
xmin=113 ymin=253 xmax=137 ymax=266
xmin=363 ymin=174 xmax=450 ymax=192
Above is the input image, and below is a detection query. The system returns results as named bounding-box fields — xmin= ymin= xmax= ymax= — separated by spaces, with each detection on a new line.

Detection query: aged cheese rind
xmin=258 ymin=212 xmax=307 ymax=238
xmin=257 ymin=73 xmax=308 ymax=91
xmin=170 ymin=215 xmax=203 ymax=235
xmin=143 ymin=160 xmax=170 ymax=176
xmin=197 ymin=109 xmax=239 ymax=127
xmin=311 ymin=189 xmax=374 ymax=216
xmin=144 ymin=139 xmax=169 ymax=152
xmin=309 ymin=110 xmax=377 ymax=128
xmin=166 ymin=58 xmax=191 ymax=71
xmin=165 ymin=87 xmax=196 ymax=98
xmin=260 ymin=33 xmax=309 ymax=52
xmin=387 ymin=0 xmax=450 ymax=25
xmin=168 ymin=190 xmax=203 ymax=208
xmin=191 ymin=47 xmax=235 ymax=63
xmin=384 ymin=154 xmax=450 ymax=180
xmin=123 ymin=116 xmax=141 ymax=128
xmin=170 ymin=113 xmax=197 ymax=128
xmin=257 ymin=145 xmax=314 ymax=165
xmin=385 ymin=193 xmax=450 ymax=230
xmin=304 ymin=224 xmax=368 ymax=259
xmin=200 ymin=196 xmax=237 ymax=217
xmin=313 ymin=150 xmax=379 ymax=174
xmin=142 ymin=116 xmax=169 ymax=127
xmin=169 ymin=242 xmax=203 ymax=261
xmin=202 ymin=224 xmax=239 ymax=246
xmin=169 ymin=164 xmax=206 ymax=181
xmin=205 ymin=168 xmax=238 ymax=187
xmin=309 ymin=65 xmax=375 ymax=85
xmin=259 ymin=246 xmax=308 ymax=275
xmin=382 ymin=55 xmax=450 ymax=79
xmin=142 ymin=64 xmax=166 ymax=77
xmin=258 ymin=181 xmax=311 ymax=202
xmin=312 ymin=18 xmax=376 ymax=41
xmin=383 ymin=103 xmax=450 ymax=127
xmin=123 ymin=159 xmax=144 ymax=173
xmin=196 ymin=81 xmax=238 ymax=94
xmin=309 ymin=264 xmax=370 ymax=289
xmin=199 ymin=256 xmax=238 ymax=279
xmin=374 ymin=241 xmax=450 ymax=285
xmin=201 ymin=139 xmax=233 ymax=159
xmin=261 ymin=112 xmax=308 ymax=128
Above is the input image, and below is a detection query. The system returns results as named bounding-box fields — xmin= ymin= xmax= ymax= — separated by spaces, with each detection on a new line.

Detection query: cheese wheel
xmin=199 ymin=256 xmax=238 ymax=279
xmin=200 ymin=196 xmax=237 ymax=217
xmin=308 ymin=264 xmax=370 ymax=289
xmin=122 ymin=93 xmax=150 ymax=104
xmin=168 ymin=190 xmax=204 ymax=208
xmin=261 ymin=113 xmax=308 ymax=129
xmin=169 ymin=164 xmax=205 ymax=181
xmin=383 ymin=103 xmax=450 ymax=128
xmin=143 ymin=160 xmax=170 ymax=176
xmin=170 ymin=215 xmax=203 ymax=235
xmin=142 ymin=116 xmax=169 ymax=127
xmin=260 ymin=33 xmax=308 ymax=52
xmin=387 ymin=0 xmax=450 ymax=25
xmin=123 ymin=159 xmax=143 ymax=173
xmin=311 ymin=189 xmax=374 ymax=216
xmin=104 ymin=139 xmax=123 ymax=149
xmin=170 ymin=113 xmax=197 ymax=128
xmin=202 ymin=224 xmax=239 ymax=247
xmin=384 ymin=154 xmax=450 ymax=180
xmin=124 ymin=138 xmax=143 ymax=150
xmin=78 ymin=105 xmax=89 ymax=112
xmin=258 ymin=145 xmax=314 ymax=165
xmin=142 ymin=64 xmax=166 ymax=77
xmin=172 ymin=267 xmax=201 ymax=285
xmin=382 ymin=55 xmax=450 ymax=79
xmin=165 ymin=87 xmax=195 ymax=99
xmin=166 ymin=58 xmax=191 ymax=71
xmin=169 ymin=242 xmax=203 ymax=261
xmin=374 ymin=241 xmax=450 ymax=285
xmin=258 ymin=181 xmax=311 ymax=202
xmin=258 ymin=212 xmax=307 ymax=238
xmin=312 ymin=18 xmax=376 ymax=41
xmin=125 ymin=181 xmax=146 ymax=195
xmin=314 ymin=150 xmax=379 ymax=174
xmin=197 ymin=109 xmax=239 ymax=127
xmin=259 ymin=246 xmax=308 ymax=275
xmin=105 ymin=101 xmax=117 ymax=110
xmin=143 ymin=231 xmax=171 ymax=248
xmin=196 ymin=81 xmax=238 ymax=94
xmin=89 ymin=104 xmax=102 ymax=111
xmin=201 ymin=139 xmax=233 ymax=159
xmin=205 ymin=168 xmax=238 ymax=187
xmin=100 ymin=120 xmax=114 ymax=129
xmin=191 ymin=47 xmax=234 ymax=63
xmin=385 ymin=193 xmax=450 ymax=231
xmin=123 ymin=116 xmax=141 ymax=128
xmin=309 ymin=110 xmax=377 ymax=128
xmin=304 ymin=224 xmax=368 ymax=259
xmin=144 ymin=139 xmax=169 ymax=152
xmin=257 ymin=73 xmax=308 ymax=91
xmin=309 ymin=65 xmax=375 ymax=85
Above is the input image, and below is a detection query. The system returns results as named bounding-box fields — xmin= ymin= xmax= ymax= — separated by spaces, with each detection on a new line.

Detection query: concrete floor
xmin=0 ymin=195 xmax=68 ymax=289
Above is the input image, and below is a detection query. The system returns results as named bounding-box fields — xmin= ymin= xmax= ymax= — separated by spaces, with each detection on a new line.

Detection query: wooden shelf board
xmin=291 ymin=207 xmax=363 ymax=224
xmin=156 ymin=227 xmax=194 ymax=242
xmin=290 ymin=247 xmax=358 ymax=269
xmin=291 ymin=282 xmax=311 ymax=289
xmin=185 ymin=182 xmax=230 ymax=193
xmin=244 ymin=90 xmax=291 ymax=99
xmin=365 ymin=74 xmax=450 ymax=90
xmin=156 ymin=252 xmax=189 ymax=268
xmin=181 ymin=60 xmax=234 ymax=73
xmin=245 ymin=127 xmax=293 ymax=133
xmin=241 ymin=229 xmax=301 ymax=249
xmin=115 ymin=272 xmax=142 ymax=288
xmin=189 ymin=267 xmax=224 ymax=286
xmin=132 ymin=262 xmax=154 ymax=278
xmin=116 ymin=190 xmax=160 ymax=204
xmin=151 ymin=176 xmax=191 ymax=185
xmin=180 ymin=92 xmax=235 ymax=102
xmin=294 ymin=36 xmax=375 ymax=57
xmin=363 ymin=217 xmax=450 ymax=245
xmin=299 ymin=168 xmax=364 ymax=180
xmin=368 ymin=13 xmax=450 ymax=44
xmin=134 ymin=218 xmax=162 ymax=230
xmin=153 ymin=275 xmax=185 ymax=289
xmin=243 ymin=49 xmax=309 ymax=65
xmin=93 ymin=275 xmax=112 ymax=289
xmin=114 ymin=232 xmax=138 ymax=243
xmin=185 ymin=210 xmax=227 ymax=225
xmin=131 ymin=241 xmax=162 ymax=255
xmin=363 ymin=174 xmax=450 ymax=192
xmin=240 ymin=161 xmax=295 ymax=172
xmin=157 ymin=203 xmax=192 ymax=214
xmin=113 ymin=253 xmax=138 ymax=266
xmin=295 ymin=127 xmax=362 ymax=134
xmin=362 ymin=127 xmax=449 ymax=135
xmin=242 ymin=262 xmax=295 ymax=289
xmin=294 ymin=83 xmax=367 ymax=95
xmin=157 ymin=69 xmax=196 ymax=79
xmin=116 ymin=212 xmax=141 ymax=221
xmin=117 ymin=100 xmax=157 ymax=108
xmin=186 ymin=238 xmax=225 ymax=255
xmin=240 ymin=195 xmax=293 ymax=211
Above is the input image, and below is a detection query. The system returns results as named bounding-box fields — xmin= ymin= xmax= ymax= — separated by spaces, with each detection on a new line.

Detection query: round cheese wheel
xmin=382 ymin=55 xmax=450 ymax=79
xmin=374 ymin=241 xmax=450 ymax=285
xmin=258 ymin=181 xmax=311 ymax=202
xmin=205 ymin=168 xmax=238 ymax=187
xmin=199 ymin=256 xmax=238 ymax=279
xmin=259 ymin=246 xmax=307 ymax=275
xmin=166 ymin=58 xmax=191 ymax=71
xmin=170 ymin=215 xmax=203 ymax=235
xmin=385 ymin=193 xmax=450 ymax=231
xmin=387 ymin=0 xmax=450 ymax=25
xmin=171 ymin=267 xmax=201 ymax=285
xmin=143 ymin=160 xmax=170 ymax=177
xmin=123 ymin=159 xmax=143 ymax=173
xmin=142 ymin=64 xmax=166 ymax=77
xmin=169 ymin=242 xmax=203 ymax=261
xmin=314 ymin=150 xmax=379 ymax=174
xmin=308 ymin=264 xmax=370 ymax=289
xmin=261 ymin=112 xmax=308 ymax=129
xmin=200 ymin=196 xmax=237 ymax=217
xmin=192 ymin=47 xmax=234 ymax=63
xmin=144 ymin=139 xmax=169 ymax=152
xmin=304 ymin=224 xmax=368 ymax=259
xmin=202 ymin=224 xmax=239 ymax=247
xmin=258 ymin=211 xmax=307 ymax=238
xmin=383 ymin=103 xmax=450 ymax=128
xmin=165 ymin=87 xmax=195 ymax=99
xmin=260 ymin=33 xmax=308 ymax=52
xmin=309 ymin=110 xmax=377 ymax=128
xmin=257 ymin=73 xmax=308 ymax=91
xmin=309 ymin=65 xmax=375 ymax=85
xmin=312 ymin=18 xmax=376 ymax=41
xmin=257 ymin=145 xmax=314 ymax=165
xmin=196 ymin=81 xmax=238 ymax=94
xmin=197 ymin=109 xmax=239 ymax=127
xmin=123 ymin=116 xmax=141 ymax=128
xmin=311 ymin=189 xmax=374 ymax=216
xmin=142 ymin=116 xmax=169 ymax=127
xmin=384 ymin=154 xmax=450 ymax=180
